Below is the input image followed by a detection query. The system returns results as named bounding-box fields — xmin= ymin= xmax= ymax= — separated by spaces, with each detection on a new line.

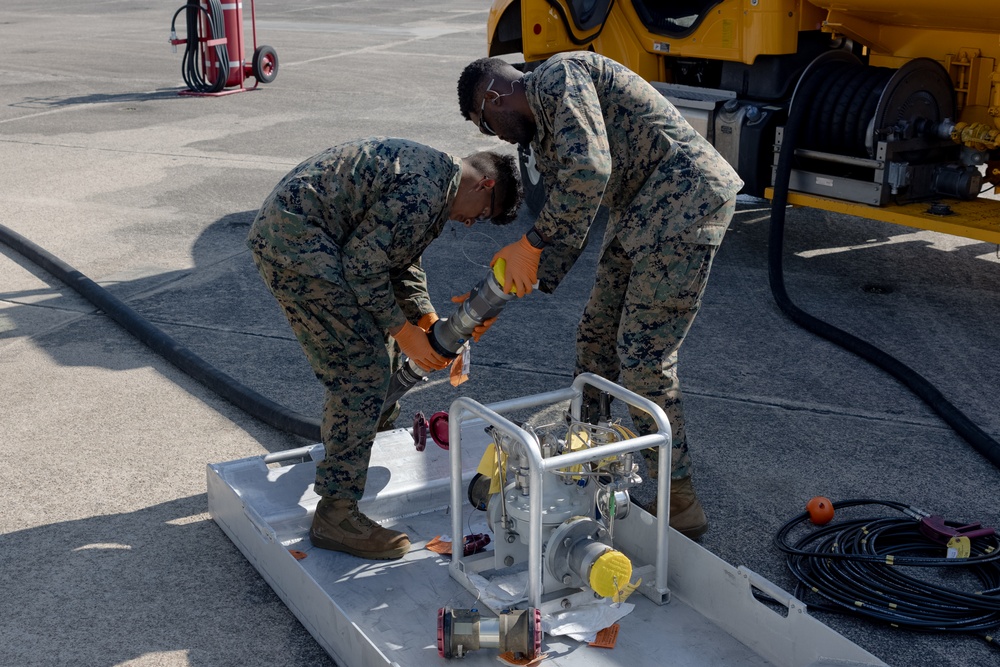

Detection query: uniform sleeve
xmin=341 ymin=177 xmax=437 ymax=332
xmin=391 ymin=259 xmax=434 ymax=323
xmin=533 ymin=61 xmax=612 ymax=249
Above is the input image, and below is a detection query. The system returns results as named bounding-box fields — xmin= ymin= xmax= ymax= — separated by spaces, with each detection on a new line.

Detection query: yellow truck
xmin=486 ymin=0 xmax=1000 ymax=243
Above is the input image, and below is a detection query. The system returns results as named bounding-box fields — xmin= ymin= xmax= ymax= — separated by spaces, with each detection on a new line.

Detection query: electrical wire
xmin=774 ymin=499 xmax=1000 ymax=646
xmin=171 ymin=2 xmax=229 ymax=94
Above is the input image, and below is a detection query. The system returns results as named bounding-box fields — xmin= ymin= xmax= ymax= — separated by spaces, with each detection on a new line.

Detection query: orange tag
xmin=589 ymin=623 xmax=619 ymax=649
xmin=288 ymin=549 xmax=307 ymax=560
xmin=425 ymin=535 xmax=452 ymax=555
xmin=497 ymin=651 xmax=547 ymax=666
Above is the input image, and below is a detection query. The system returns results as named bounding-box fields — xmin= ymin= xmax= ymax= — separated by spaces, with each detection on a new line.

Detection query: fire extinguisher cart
xmin=169 ymin=0 xmax=278 ymax=96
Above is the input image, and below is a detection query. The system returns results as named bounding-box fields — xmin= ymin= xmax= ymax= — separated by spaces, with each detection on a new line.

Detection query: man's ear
xmin=480 ymin=177 xmax=496 ymax=191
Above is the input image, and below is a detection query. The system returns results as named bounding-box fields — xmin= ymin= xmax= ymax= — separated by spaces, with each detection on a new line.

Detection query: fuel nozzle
xmin=385 ymin=264 xmax=515 ymax=404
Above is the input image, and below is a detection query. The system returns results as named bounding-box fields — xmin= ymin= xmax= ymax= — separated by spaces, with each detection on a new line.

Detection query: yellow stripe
xmin=763 ymin=189 xmax=1000 ymax=244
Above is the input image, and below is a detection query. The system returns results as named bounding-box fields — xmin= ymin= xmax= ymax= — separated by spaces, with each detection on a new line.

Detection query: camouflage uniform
xmin=527 ymin=52 xmax=743 ymax=479
xmin=247 ymin=138 xmax=460 ymax=500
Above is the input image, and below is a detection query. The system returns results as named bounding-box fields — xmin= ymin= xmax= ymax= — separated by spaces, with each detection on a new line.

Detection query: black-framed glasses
xmin=478 ymin=78 xmax=498 ymax=137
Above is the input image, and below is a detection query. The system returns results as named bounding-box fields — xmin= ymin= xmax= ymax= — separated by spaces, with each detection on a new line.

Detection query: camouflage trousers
xmin=576 ymin=199 xmax=735 ymax=480
xmin=251 ymin=253 xmax=401 ymax=501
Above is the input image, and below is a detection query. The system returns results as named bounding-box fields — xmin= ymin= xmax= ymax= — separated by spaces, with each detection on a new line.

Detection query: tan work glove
xmin=392 ymin=321 xmax=450 ymax=372
xmin=490 ymin=235 xmax=543 ymax=297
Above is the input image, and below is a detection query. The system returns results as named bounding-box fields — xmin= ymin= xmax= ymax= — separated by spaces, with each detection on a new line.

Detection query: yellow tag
xmin=476 ymin=442 xmax=508 ymax=494
xmin=614 ymin=577 xmax=641 ymax=604
xmin=947 ymin=536 xmax=971 ymax=559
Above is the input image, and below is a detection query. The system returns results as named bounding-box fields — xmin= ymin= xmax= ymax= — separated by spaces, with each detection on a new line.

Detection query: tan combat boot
xmin=643 ymin=476 xmax=709 ymax=540
xmin=310 ymin=497 xmax=410 ymax=560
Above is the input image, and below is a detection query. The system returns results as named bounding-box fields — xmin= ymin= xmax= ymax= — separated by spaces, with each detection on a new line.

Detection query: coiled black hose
xmin=769 ymin=60 xmax=1000 ymax=470
xmin=0 ymin=223 xmax=321 ymax=441
xmin=171 ymin=1 xmax=229 ymax=94
xmin=774 ymin=499 xmax=1000 ymax=642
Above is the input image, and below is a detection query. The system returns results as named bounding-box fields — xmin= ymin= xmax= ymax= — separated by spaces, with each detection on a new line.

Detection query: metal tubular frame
xmin=447 ymin=373 xmax=673 ymax=610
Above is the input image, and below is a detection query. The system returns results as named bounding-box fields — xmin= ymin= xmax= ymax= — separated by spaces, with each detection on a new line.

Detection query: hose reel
xmin=777 ymin=52 xmax=982 ymax=205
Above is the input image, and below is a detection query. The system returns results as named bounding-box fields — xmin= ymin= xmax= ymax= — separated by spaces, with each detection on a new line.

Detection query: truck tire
xmin=519 ymin=145 xmax=545 ymax=214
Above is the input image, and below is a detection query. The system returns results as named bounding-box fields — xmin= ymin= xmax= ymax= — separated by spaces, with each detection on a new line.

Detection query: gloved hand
xmin=491 ymin=235 xmax=543 ymax=297
xmin=451 ymin=293 xmax=498 ymax=343
xmin=392 ymin=321 xmax=450 ymax=372
xmin=417 ymin=312 xmax=439 ymax=332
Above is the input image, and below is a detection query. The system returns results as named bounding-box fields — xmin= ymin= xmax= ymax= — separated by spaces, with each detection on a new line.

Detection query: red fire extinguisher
xmin=170 ymin=0 xmax=278 ymax=96
xmin=204 ymin=0 xmax=244 ymax=88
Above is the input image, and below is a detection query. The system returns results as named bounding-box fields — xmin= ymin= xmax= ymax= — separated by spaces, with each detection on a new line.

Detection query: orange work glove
xmin=417 ymin=312 xmax=439 ymax=332
xmin=392 ymin=321 xmax=450 ymax=372
xmin=490 ymin=235 xmax=543 ymax=297
xmin=451 ymin=293 xmax=498 ymax=343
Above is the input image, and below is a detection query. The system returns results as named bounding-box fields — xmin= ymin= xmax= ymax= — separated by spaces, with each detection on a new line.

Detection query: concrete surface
xmin=2 ymin=2 xmax=999 ymax=666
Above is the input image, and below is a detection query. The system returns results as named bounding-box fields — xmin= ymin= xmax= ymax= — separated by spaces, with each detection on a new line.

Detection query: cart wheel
xmin=252 ymin=45 xmax=279 ymax=84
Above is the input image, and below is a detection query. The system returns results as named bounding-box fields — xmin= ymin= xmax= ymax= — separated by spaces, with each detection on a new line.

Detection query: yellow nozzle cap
xmin=589 ymin=549 xmax=633 ymax=600
xmin=493 ymin=258 xmax=516 ymax=295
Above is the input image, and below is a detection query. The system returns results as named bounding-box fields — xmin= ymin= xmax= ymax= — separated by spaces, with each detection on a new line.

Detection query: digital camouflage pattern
xmin=248 ymin=137 xmax=461 ymax=499
xmin=524 ymin=52 xmax=743 ymax=479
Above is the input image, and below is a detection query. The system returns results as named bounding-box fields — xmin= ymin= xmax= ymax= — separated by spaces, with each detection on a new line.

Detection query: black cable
xmin=768 ymin=61 xmax=1000 ymax=470
xmin=171 ymin=2 xmax=229 ymax=93
xmin=0 ymin=223 xmax=321 ymax=442
xmin=774 ymin=499 xmax=1000 ymax=644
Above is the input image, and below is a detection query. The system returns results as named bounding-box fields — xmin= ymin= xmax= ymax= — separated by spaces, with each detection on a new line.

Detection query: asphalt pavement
xmin=2 ymin=2 xmax=1000 ymax=666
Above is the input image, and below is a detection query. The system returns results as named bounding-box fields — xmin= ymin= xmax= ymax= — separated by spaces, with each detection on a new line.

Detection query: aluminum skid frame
xmin=207 ymin=374 xmax=887 ymax=667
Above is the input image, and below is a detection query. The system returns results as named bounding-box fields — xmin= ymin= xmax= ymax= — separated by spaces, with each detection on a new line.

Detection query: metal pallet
xmin=208 ymin=384 xmax=887 ymax=667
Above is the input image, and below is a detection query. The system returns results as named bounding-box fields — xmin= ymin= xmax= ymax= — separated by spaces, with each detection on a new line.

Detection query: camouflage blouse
xmin=248 ymin=137 xmax=460 ymax=331
xmin=524 ymin=51 xmax=743 ymax=256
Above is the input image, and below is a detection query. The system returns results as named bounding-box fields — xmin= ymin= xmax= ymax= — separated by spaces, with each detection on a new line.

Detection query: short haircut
xmin=457 ymin=57 xmax=514 ymax=121
xmin=468 ymin=151 xmax=523 ymax=225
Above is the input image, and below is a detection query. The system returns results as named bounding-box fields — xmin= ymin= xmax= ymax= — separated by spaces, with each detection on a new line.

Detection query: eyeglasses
xmin=478 ymin=78 xmax=498 ymax=136
xmin=476 ymin=186 xmax=497 ymax=223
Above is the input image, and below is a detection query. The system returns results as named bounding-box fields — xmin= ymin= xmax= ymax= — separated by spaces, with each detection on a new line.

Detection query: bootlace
xmin=349 ymin=506 xmax=375 ymax=528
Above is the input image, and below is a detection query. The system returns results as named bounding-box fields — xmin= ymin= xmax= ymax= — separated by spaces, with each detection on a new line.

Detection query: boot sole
xmin=310 ymin=531 xmax=410 ymax=560
xmin=676 ymin=521 xmax=709 ymax=540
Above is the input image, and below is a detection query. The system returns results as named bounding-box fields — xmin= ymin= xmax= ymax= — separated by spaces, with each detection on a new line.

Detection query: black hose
xmin=0 ymin=223 xmax=321 ymax=442
xmin=774 ymin=499 xmax=1000 ymax=642
xmin=768 ymin=62 xmax=1000 ymax=470
xmin=171 ymin=2 xmax=229 ymax=94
